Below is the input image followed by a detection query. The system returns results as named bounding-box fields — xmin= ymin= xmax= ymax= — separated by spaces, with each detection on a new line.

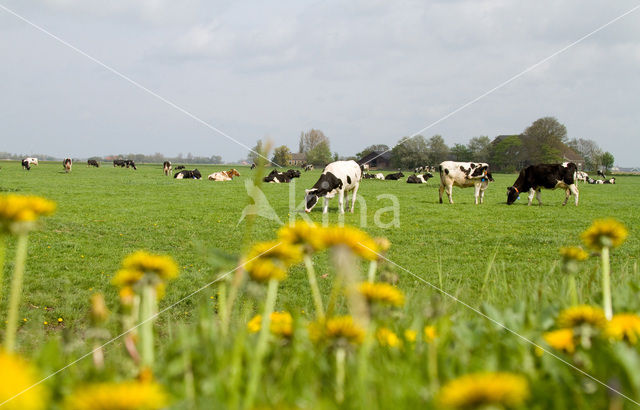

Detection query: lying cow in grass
xmin=263 ymin=169 xmax=300 ymax=183
xmin=507 ymin=162 xmax=579 ymax=206
xmin=304 ymin=160 xmax=361 ymax=213
xmin=407 ymin=173 xmax=433 ymax=184
xmin=385 ymin=172 xmax=405 ymax=180
xmin=174 ymin=169 xmax=202 ymax=179
xmin=208 ymin=169 xmax=240 ymax=181
xmin=439 ymin=161 xmax=493 ymax=204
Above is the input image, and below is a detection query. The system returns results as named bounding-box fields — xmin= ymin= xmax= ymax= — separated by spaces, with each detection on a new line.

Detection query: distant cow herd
xmin=16 ymin=156 xmax=619 ymax=212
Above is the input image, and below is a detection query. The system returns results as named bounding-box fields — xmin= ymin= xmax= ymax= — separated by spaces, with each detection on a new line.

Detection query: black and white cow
xmin=597 ymin=170 xmax=607 ymax=179
xmin=23 ymin=157 xmax=38 ymax=166
xmin=87 ymin=159 xmax=100 ymax=167
xmin=304 ymin=160 xmax=362 ymax=214
xmin=304 ymin=164 xmax=314 ymax=172
xmin=362 ymin=173 xmax=376 ymax=179
xmin=385 ymin=172 xmax=405 ymax=180
xmin=250 ymin=163 xmax=256 ymax=170
xmin=163 ymin=161 xmax=172 ymax=176
xmin=21 ymin=159 xmax=31 ymax=170
xmin=604 ymin=177 xmax=616 ymax=184
xmin=63 ymin=158 xmax=72 ymax=173
xmin=407 ymin=173 xmax=434 ymax=184
xmin=174 ymin=169 xmax=202 ymax=179
xmin=125 ymin=160 xmax=137 ymax=170
xmin=507 ymin=162 xmax=579 ymax=206
xmin=439 ymin=161 xmax=494 ymax=204
xmin=264 ymin=170 xmax=291 ymax=183
xmin=575 ymin=171 xmax=588 ymax=183
xmin=175 ymin=165 xmax=185 ymax=171
xmin=113 ymin=159 xmax=126 ymax=167
xmin=587 ymin=176 xmax=616 ymax=185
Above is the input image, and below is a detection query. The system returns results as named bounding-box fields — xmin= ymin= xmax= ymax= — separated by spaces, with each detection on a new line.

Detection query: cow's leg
xmin=527 ymin=188 xmax=535 ymax=206
xmin=439 ymin=184 xmax=444 ymax=204
xmin=445 ymin=184 xmax=454 ymax=204
xmin=350 ymin=185 xmax=359 ymax=213
xmin=479 ymin=186 xmax=486 ymax=204
xmin=323 ymin=197 xmax=329 ymax=214
xmin=474 ymin=184 xmax=480 ymax=205
xmin=569 ymin=184 xmax=579 ymax=206
xmin=536 ymin=189 xmax=543 ymax=205
xmin=338 ymin=190 xmax=345 ymax=214
xmin=562 ymin=188 xmax=571 ymax=206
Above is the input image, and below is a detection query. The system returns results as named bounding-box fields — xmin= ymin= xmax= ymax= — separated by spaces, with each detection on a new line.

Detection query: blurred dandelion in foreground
xmin=63 ymin=380 xmax=168 ymax=410
xmin=404 ymin=329 xmax=417 ymax=343
xmin=424 ymin=325 xmax=437 ymax=343
xmin=581 ymin=218 xmax=628 ymax=251
xmin=244 ymin=241 xmax=302 ymax=282
xmin=376 ymin=327 xmax=402 ymax=348
xmin=0 ymin=194 xmax=56 ymax=234
xmin=437 ymin=371 xmax=529 ymax=409
xmin=605 ymin=313 xmax=640 ymax=344
xmin=358 ymin=282 xmax=404 ymax=307
xmin=321 ymin=226 xmax=379 ymax=261
xmin=559 ymin=246 xmax=589 ymax=262
xmin=309 ymin=316 xmax=366 ymax=346
xmin=557 ymin=305 xmax=606 ymax=330
xmin=543 ymin=329 xmax=575 ymax=354
xmin=0 ymin=351 xmax=48 ymax=410
xmin=247 ymin=311 xmax=293 ymax=337
xmin=278 ymin=222 xmax=325 ymax=252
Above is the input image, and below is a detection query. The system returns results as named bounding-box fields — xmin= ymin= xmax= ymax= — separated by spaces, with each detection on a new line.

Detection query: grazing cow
xmin=597 ymin=170 xmax=607 ymax=179
xmin=576 ymin=171 xmax=588 ymax=183
xmin=125 ymin=160 xmax=137 ymax=170
xmin=304 ymin=160 xmax=362 ymax=214
xmin=385 ymin=172 xmax=405 ymax=181
xmin=87 ymin=159 xmax=100 ymax=167
xmin=375 ymin=173 xmax=384 ymax=180
xmin=21 ymin=159 xmax=31 ymax=170
xmin=304 ymin=164 xmax=314 ymax=172
xmin=24 ymin=157 xmax=38 ymax=166
xmin=414 ymin=166 xmax=424 ymax=173
xmin=250 ymin=163 xmax=256 ymax=170
xmin=163 ymin=161 xmax=172 ymax=176
xmin=174 ymin=169 xmax=202 ymax=179
xmin=175 ymin=165 xmax=185 ymax=171
xmin=506 ymin=162 xmax=579 ymax=206
xmin=439 ymin=161 xmax=494 ymax=204
xmin=113 ymin=159 xmax=126 ymax=167
xmin=63 ymin=158 xmax=72 ymax=173
xmin=407 ymin=173 xmax=434 ymax=184
xmin=208 ymin=169 xmax=241 ymax=181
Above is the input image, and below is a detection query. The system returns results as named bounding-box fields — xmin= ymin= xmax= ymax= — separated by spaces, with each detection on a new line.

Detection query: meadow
xmin=0 ymin=160 xmax=639 ymax=408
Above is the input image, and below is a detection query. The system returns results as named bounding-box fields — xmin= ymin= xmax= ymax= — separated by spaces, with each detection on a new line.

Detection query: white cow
xmin=576 ymin=171 xmax=588 ymax=183
xmin=24 ymin=157 xmax=38 ymax=166
xmin=438 ymin=161 xmax=494 ymax=204
xmin=304 ymin=160 xmax=362 ymax=214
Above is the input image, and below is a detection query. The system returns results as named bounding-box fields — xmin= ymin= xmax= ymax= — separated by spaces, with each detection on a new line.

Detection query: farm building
xmin=357 ymin=151 xmax=392 ymax=170
xmin=288 ymin=152 xmax=306 ymax=167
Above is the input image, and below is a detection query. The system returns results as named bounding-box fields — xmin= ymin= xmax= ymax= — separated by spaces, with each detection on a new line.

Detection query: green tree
xmin=522 ymin=117 xmax=567 ymax=164
xmin=390 ymin=136 xmax=429 ymax=169
xmin=451 ymin=144 xmax=473 ymax=162
xmin=356 ymin=144 xmax=390 ymax=159
xmin=299 ymin=129 xmax=329 ymax=154
xmin=600 ymin=152 xmax=614 ymax=171
xmin=306 ymin=140 xmax=332 ymax=165
xmin=427 ymin=135 xmax=449 ymax=165
xmin=271 ymin=145 xmax=292 ymax=167
xmin=468 ymin=136 xmax=491 ymax=162
xmin=248 ymin=139 xmax=268 ymax=166
xmin=568 ymin=138 xmax=603 ymax=171
xmin=490 ymin=135 xmax=523 ymax=172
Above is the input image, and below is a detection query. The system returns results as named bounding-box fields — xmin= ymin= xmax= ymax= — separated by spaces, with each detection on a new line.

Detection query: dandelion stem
xmin=568 ymin=274 xmax=578 ymax=306
xmin=0 ymin=235 xmax=6 ymax=304
xmin=304 ymin=254 xmax=324 ymax=320
xmin=244 ymin=278 xmax=279 ymax=409
xmin=601 ymin=246 xmax=612 ymax=320
xmin=336 ymin=346 xmax=346 ymax=404
xmin=4 ymin=233 xmax=28 ymax=352
xmin=139 ymin=284 xmax=157 ymax=368
xmin=367 ymin=260 xmax=377 ymax=282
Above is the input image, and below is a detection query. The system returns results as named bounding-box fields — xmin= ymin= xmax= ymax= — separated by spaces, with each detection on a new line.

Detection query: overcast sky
xmin=1 ymin=1 xmax=639 ymax=166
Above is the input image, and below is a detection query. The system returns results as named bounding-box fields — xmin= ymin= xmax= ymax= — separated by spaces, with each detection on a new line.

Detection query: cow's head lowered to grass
xmin=506 ymin=186 xmax=520 ymax=205
xmin=304 ymin=173 xmax=343 ymax=213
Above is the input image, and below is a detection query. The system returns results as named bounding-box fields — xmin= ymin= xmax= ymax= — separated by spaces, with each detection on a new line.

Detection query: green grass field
xmin=1 ymin=160 xmax=637 ymax=349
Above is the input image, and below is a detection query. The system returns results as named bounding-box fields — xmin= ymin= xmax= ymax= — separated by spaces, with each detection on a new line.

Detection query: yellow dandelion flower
xmin=119 ymin=286 xmax=135 ymax=306
xmin=321 ymin=226 xmax=379 ymax=261
xmin=111 ymin=269 xmax=144 ymax=288
xmin=244 ymin=241 xmax=302 ymax=282
xmin=404 ymin=329 xmax=417 ymax=343
xmin=605 ymin=313 xmax=640 ymax=344
xmin=376 ymin=327 xmax=402 ymax=347
xmin=0 ymin=194 xmax=56 ymax=234
xmin=374 ymin=237 xmax=391 ymax=252
xmin=581 ymin=218 xmax=628 ymax=251
xmin=358 ymin=282 xmax=404 ymax=307
xmin=247 ymin=311 xmax=293 ymax=337
xmin=559 ymin=246 xmax=589 ymax=261
xmin=557 ymin=305 xmax=606 ymax=329
xmin=277 ymin=222 xmax=325 ymax=252
xmin=543 ymin=329 xmax=575 ymax=354
xmin=121 ymin=251 xmax=179 ymax=281
xmin=437 ymin=372 xmax=529 ymax=409
xmin=0 ymin=351 xmax=48 ymax=410
xmin=424 ymin=325 xmax=437 ymax=343
xmin=57 ymin=318 xmax=63 ymax=323
xmin=90 ymin=293 xmax=109 ymax=324
xmin=63 ymin=380 xmax=169 ymax=410
xmin=309 ymin=315 xmax=365 ymax=346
